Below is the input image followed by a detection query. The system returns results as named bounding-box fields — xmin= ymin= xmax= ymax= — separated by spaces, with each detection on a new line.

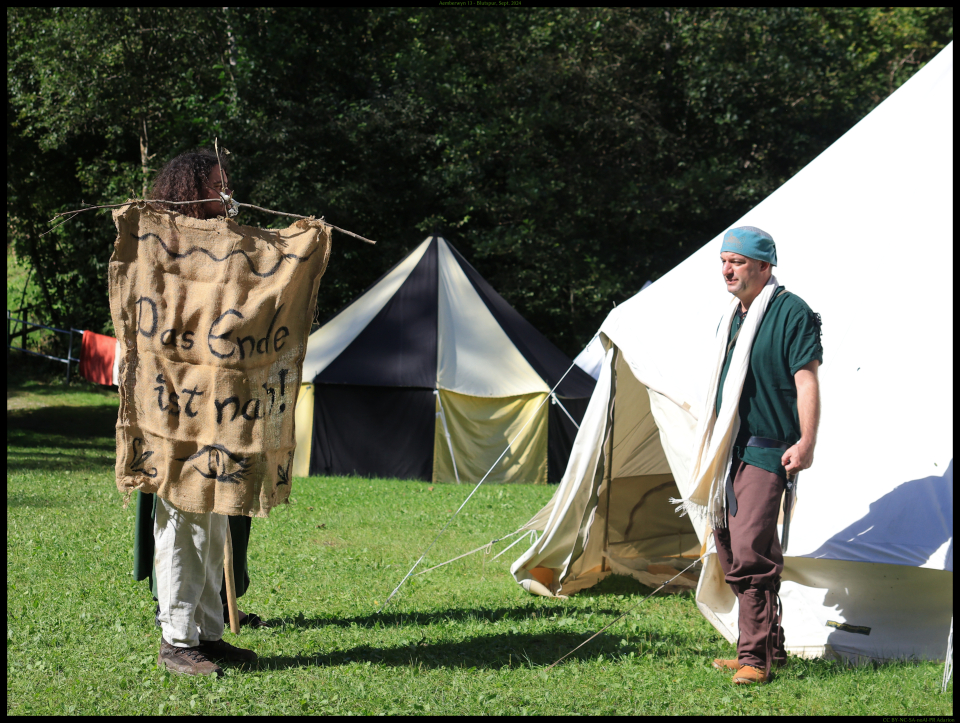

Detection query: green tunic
xmin=715 ymin=286 xmax=824 ymax=478
xmin=133 ymin=491 xmax=251 ymax=602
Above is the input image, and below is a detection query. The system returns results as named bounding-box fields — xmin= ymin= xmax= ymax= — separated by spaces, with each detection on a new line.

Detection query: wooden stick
xmin=42 ymin=199 xmax=377 ymax=244
xmin=214 ymin=138 xmax=230 ymax=218
xmin=223 ymin=523 xmax=240 ymax=635
xmin=233 ymin=202 xmax=377 ymax=245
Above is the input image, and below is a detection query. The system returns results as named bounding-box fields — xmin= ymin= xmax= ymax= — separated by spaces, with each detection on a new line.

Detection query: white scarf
xmin=671 ymin=276 xmax=780 ymax=530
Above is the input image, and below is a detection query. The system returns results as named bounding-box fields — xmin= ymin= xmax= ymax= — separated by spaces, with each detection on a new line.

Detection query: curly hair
xmin=149 ymin=148 xmax=230 ymax=219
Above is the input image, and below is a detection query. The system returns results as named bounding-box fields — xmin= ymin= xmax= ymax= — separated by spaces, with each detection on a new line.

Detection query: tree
xmin=7 ymin=7 xmax=233 ymax=332
xmin=7 ymin=7 xmax=952 ymax=355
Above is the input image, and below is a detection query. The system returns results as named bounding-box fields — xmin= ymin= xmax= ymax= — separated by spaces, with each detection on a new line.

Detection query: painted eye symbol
xmin=177 ymin=444 xmax=252 ymax=484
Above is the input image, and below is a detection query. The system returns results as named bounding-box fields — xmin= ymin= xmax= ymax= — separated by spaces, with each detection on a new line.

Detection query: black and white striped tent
xmin=292 ymin=236 xmax=596 ymax=483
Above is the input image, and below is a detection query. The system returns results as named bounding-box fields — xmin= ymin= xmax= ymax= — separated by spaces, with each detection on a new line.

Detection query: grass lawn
xmin=7 ymin=368 xmax=953 ymax=715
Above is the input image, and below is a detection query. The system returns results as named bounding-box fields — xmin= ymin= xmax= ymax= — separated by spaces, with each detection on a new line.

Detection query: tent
xmin=512 ymin=43 xmax=953 ymax=663
xmin=292 ymin=235 xmax=596 ymax=484
xmin=574 ymin=281 xmax=652 ymax=380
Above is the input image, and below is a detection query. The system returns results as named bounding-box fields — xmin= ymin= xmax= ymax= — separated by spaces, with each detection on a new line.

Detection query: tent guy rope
xmin=490 ymin=529 xmax=540 ymax=561
xmin=546 ymin=553 xmax=705 ymax=670
xmin=411 ymin=528 xmax=535 ymax=578
xmin=379 ymin=360 xmax=580 ymax=611
xmin=550 ymin=392 xmax=581 ymax=430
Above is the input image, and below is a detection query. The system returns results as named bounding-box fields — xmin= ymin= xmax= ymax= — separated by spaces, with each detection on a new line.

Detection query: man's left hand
xmin=782 ymin=439 xmax=814 ymax=474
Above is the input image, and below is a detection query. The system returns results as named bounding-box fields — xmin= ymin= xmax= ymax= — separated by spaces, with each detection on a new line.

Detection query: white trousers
xmin=154 ymin=497 xmax=227 ymax=647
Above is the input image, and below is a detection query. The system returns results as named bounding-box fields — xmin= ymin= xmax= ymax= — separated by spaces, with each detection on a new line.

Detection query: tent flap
xmin=510 ymin=347 xmax=615 ymax=590
xmin=433 ymin=389 xmax=548 ymax=485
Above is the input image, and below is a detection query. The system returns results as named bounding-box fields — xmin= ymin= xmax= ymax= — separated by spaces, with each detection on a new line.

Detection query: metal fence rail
xmin=7 ymin=310 xmax=83 ymax=384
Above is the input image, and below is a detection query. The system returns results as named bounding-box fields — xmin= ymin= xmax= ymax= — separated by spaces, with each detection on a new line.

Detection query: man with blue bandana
xmin=709 ymin=226 xmax=823 ymax=685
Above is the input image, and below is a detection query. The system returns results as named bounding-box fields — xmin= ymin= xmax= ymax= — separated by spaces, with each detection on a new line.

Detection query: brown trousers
xmin=713 ymin=460 xmax=787 ymax=673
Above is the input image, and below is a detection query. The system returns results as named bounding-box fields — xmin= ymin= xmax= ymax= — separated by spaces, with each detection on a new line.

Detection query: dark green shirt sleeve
xmin=785 ymin=305 xmax=824 ymax=375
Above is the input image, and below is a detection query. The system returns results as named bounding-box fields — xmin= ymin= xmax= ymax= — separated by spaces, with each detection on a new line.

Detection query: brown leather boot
xmin=714 ymin=657 xmax=788 ymax=673
xmin=198 ymin=638 xmax=258 ymax=664
xmin=732 ymin=665 xmax=768 ymax=685
xmin=158 ymin=638 xmax=223 ymax=677
xmin=712 ymin=658 xmax=741 ymax=672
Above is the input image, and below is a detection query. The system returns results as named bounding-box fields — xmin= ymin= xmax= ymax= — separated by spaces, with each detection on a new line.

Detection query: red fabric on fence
xmin=79 ymin=331 xmax=117 ymax=385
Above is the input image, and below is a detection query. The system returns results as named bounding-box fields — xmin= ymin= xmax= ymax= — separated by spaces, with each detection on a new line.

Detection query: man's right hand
xmin=782 ymin=439 xmax=814 ymax=474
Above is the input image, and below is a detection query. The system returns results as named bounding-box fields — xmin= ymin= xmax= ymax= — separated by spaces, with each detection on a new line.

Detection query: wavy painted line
xmin=133 ymin=232 xmax=315 ymax=278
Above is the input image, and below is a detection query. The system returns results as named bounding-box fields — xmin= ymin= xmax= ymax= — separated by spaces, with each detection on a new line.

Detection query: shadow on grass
xmin=252 ymin=624 xmax=878 ymax=677
xmin=8 ymin=405 xmax=118 ymax=474
xmin=8 ymin=404 xmax=118 ymax=439
xmin=254 ymin=628 xmax=658 ymax=672
xmin=251 ymin=578 xmax=710 ymax=672
xmin=260 ymin=603 xmax=628 ymax=631
xmin=7 ymin=492 xmax=80 ymax=508
xmin=574 ymin=574 xmax=699 ymax=599
xmin=8 ymin=449 xmax=116 ymax=472
xmin=6 ymin=383 xmax=117 ymax=399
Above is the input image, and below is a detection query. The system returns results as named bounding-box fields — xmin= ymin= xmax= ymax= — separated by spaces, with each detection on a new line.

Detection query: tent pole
xmin=943 ymin=616 xmax=953 ymax=694
xmin=551 ymin=391 xmax=581 ymax=430
xmin=435 ymin=390 xmax=461 ymax=484
xmin=601 ymin=349 xmax=618 ymax=573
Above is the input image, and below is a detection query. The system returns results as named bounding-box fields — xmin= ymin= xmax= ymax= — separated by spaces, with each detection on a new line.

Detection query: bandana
xmin=720 ymin=226 xmax=777 ymax=266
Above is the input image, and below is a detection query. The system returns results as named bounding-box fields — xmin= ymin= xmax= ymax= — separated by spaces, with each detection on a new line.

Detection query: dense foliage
xmin=7 ymin=8 xmax=952 ymax=355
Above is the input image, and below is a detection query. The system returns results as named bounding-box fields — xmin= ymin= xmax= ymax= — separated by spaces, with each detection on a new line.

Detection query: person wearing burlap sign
xmin=132 ymin=152 xmax=265 ymax=643
xmin=672 ymin=226 xmax=822 ymax=686
xmin=111 ymin=150 xmax=332 ymax=676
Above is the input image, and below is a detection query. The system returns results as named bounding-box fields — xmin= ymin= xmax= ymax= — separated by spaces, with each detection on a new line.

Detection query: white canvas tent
xmin=572 ymin=335 xmax=604 ymax=381
xmin=512 ymin=43 xmax=953 ymax=663
xmin=573 ymin=282 xmax=652 ymax=380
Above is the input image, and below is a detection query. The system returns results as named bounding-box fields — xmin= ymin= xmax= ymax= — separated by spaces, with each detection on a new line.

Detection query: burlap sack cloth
xmin=109 ymin=204 xmax=332 ymax=517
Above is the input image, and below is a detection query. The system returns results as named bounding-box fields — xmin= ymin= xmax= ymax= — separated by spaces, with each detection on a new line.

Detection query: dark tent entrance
xmin=310 ymin=385 xmax=435 ymax=480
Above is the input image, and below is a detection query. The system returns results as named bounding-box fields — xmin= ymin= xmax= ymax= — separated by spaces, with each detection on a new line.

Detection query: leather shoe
xmin=197 ymin=638 xmax=258 ymax=664
xmin=712 ymin=658 xmax=741 ymax=672
xmin=714 ymin=657 xmax=789 ymax=672
xmin=732 ymin=665 xmax=768 ymax=685
xmin=158 ymin=638 xmax=223 ymax=677
xmin=223 ymin=605 xmax=267 ymax=628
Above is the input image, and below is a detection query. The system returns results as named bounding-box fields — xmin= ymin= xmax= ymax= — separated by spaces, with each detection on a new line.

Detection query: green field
xmin=6 ymin=369 xmax=953 ymax=715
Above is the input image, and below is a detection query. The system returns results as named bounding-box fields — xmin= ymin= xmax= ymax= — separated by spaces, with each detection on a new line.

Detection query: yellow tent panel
xmin=433 ymin=389 xmax=548 ymax=484
xmin=292 ymin=383 xmax=314 ymax=478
